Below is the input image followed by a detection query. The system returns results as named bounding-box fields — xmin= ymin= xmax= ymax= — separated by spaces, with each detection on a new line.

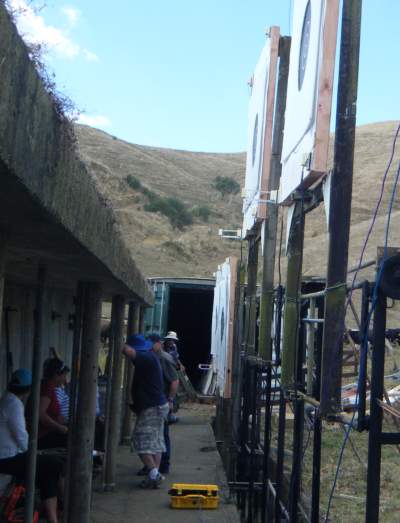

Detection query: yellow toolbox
xmin=168 ymin=483 xmax=219 ymax=509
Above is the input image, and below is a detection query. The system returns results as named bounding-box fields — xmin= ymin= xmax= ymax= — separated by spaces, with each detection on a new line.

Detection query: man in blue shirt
xmin=122 ymin=334 xmax=169 ymax=488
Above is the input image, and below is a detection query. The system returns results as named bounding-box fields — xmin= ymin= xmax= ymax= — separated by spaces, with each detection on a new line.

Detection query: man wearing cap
xmin=122 ymin=334 xmax=169 ymax=489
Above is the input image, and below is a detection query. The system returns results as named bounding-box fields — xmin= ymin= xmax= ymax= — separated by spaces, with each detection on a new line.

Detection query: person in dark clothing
xmin=146 ymin=334 xmax=178 ymax=474
xmin=0 ymin=369 xmax=64 ymax=523
xmin=122 ymin=334 xmax=169 ymax=489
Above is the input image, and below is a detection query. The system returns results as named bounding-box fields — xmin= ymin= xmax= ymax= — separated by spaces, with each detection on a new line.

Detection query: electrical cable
xmin=324 ymin=123 xmax=400 ymax=521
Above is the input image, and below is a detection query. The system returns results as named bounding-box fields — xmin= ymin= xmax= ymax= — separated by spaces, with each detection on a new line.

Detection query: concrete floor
xmin=90 ymin=405 xmax=240 ymax=523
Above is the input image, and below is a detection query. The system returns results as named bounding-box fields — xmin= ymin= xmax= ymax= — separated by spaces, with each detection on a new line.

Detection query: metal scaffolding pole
xmin=103 ymin=295 xmax=126 ymax=490
xmin=24 ymin=265 xmax=46 ymax=523
xmin=320 ymin=0 xmax=363 ymax=415
xmin=67 ymin=282 xmax=102 ymax=523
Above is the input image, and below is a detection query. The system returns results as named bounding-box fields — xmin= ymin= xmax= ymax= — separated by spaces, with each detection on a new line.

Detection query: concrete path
xmin=90 ymin=404 xmax=240 ymax=523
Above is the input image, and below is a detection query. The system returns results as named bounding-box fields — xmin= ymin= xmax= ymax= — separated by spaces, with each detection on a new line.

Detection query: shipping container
xmin=143 ymin=277 xmax=215 ymax=387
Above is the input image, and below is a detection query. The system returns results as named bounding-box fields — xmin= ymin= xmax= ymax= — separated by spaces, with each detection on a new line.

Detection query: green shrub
xmin=213 ymin=176 xmax=240 ymax=197
xmin=145 ymin=195 xmax=193 ymax=229
xmin=192 ymin=205 xmax=211 ymax=222
xmin=126 ymin=175 xmax=142 ymax=191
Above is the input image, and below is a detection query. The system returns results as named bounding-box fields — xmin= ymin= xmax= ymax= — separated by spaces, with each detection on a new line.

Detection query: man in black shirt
xmin=122 ymin=334 xmax=169 ymax=488
xmin=147 ymin=334 xmax=179 ymax=474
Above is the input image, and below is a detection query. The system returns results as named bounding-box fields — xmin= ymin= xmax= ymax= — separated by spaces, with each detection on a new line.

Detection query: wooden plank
xmin=257 ymin=26 xmax=280 ymax=220
xmin=312 ymin=0 xmax=340 ymax=173
xmin=224 ymin=256 xmax=238 ymax=399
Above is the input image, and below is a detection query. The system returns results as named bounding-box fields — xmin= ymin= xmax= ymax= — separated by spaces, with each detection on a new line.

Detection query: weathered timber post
xmin=103 ymin=295 xmax=126 ymax=490
xmin=281 ymin=203 xmax=305 ymax=387
xmin=63 ymin=282 xmax=85 ymax=523
xmin=306 ymin=298 xmax=316 ymax=395
xmin=320 ymin=0 xmax=362 ymax=415
xmin=24 ymin=265 xmax=46 ymax=523
xmin=67 ymin=282 xmax=102 ymax=523
xmin=0 ymin=231 xmax=6 ymax=345
xmin=258 ymin=36 xmax=291 ymax=361
xmin=121 ymin=301 xmax=140 ymax=444
xmin=230 ymin=262 xmax=246 ymax=455
xmin=245 ymin=238 xmax=259 ymax=356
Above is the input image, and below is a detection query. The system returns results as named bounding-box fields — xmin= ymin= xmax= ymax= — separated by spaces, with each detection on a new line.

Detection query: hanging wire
xmin=324 ymin=122 xmax=400 ymax=521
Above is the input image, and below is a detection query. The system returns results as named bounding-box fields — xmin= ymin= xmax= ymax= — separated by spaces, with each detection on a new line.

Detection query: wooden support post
xmin=24 ymin=266 xmax=46 ymax=523
xmin=245 ymin=238 xmax=259 ymax=356
xmin=0 ymin=231 xmax=6 ymax=344
xmin=67 ymin=282 xmax=102 ymax=523
xmin=121 ymin=301 xmax=140 ymax=444
xmin=320 ymin=0 xmax=362 ymax=415
xmin=63 ymin=282 xmax=85 ymax=523
xmin=258 ymin=36 xmax=291 ymax=360
xmin=231 ymin=262 xmax=246 ymax=445
xmin=281 ymin=203 xmax=305 ymax=387
xmin=306 ymin=298 xmax=316 ymax=395
xmin=103 ymin=295 xmax=125 ymax=490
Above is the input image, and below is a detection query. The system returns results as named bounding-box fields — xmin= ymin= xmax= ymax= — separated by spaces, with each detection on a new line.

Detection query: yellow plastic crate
xmin=168 ymin=483 xmax=219 ymax=509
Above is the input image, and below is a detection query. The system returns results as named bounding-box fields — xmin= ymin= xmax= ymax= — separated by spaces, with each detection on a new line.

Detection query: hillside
xmin=75 ymin=125 xmax=245 ymax=278
xmin=75 ymin=121 xmax=400 ymax=284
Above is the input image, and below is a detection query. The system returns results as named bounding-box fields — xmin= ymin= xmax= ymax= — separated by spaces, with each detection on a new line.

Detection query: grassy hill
xmin=75 ymin=121 xmax=400 ymax=286
xmin=75 ymin=124 xmax=245 ymax=278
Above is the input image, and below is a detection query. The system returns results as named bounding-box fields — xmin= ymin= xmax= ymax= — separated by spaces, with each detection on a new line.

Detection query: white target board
xmin=210 ymin=257 xmax=238 ymax=398
xmin=242 ymin=27 xmax=280 ymax=238
xmin=279 ymin=0 xmax=339 ymax=203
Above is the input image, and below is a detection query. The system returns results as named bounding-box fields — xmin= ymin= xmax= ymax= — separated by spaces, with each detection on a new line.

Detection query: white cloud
xmin=8 ymin=0 xmax=98 ymax=62
xmin=77 ymin=114 xmax=112 ymax=129
xmin=61 ymin=6 xmax=81 ymax=27
xmin=9 ymin=0 xmax=79 ymax=58
xmin=83 ymin=49 xmax=99 ymax=63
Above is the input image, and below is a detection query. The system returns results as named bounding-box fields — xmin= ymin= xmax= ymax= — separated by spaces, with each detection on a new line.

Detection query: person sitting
xmin=0 ymin=369 xmax=64 ymax=523
xmin=38 ymin=358 xmax=69 ymax=450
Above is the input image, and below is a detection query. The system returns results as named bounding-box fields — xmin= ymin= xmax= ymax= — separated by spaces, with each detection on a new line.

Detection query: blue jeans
xmin=160 ymin=421 xmax=170 ymax=472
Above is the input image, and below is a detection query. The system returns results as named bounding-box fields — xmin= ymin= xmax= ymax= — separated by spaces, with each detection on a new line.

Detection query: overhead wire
xmin=324 ymin=122 xmax=400 ymax=521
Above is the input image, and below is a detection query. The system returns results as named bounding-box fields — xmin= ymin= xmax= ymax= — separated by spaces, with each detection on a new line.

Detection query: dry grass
xmin=76 ymin=121 xmax=400 ymax=285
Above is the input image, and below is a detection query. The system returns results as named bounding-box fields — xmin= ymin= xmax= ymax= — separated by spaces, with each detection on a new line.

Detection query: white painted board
xmin=242 ymin=28 xmax=280 ymax=237
xmin=210 ymin=261 xmax=230 ymax=395
xmin=279 ymin=0 xmax=339 ymax=203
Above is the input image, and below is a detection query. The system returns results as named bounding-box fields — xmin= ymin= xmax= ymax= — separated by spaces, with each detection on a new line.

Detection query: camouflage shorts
xmin=131 ymin=403 xmax=169 ymax=455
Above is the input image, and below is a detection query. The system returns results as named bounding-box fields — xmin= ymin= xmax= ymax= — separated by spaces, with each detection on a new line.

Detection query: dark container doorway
xmin=167 ymin=287 xmax=214 ymax=387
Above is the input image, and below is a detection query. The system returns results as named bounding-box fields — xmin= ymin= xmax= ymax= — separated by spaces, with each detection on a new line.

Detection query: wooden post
xmin=67 ymin=282 xmax=102 ymax=523
xmin=281 ymin=203 xmax=305 ymax=387
xmin=24 ymin=266 xmax=46 ymax=523
xmin=121 ymin=301 xmax=140 ymax=443
xmin=245 ymin=238 xmax=259 ymax=356
xmin=258 ymin=36 xmax=291 ymax=360
xmin=306 ymin=298 xmax=316 ymax=395
xmin=231 ymin=262 xmax=246 ymax=446
xmin=0 ymin=231 xmax=6 ymax=343
xmin=320 ymin=0 xmax=362 ymax=415
xmin=63 ymin=282 xmax=85 ymax=523
xmin=103 ymin=295 xmax=125 ymax=490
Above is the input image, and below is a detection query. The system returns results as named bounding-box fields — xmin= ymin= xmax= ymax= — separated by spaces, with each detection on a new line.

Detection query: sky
xmin=8 ymin=0 xmax=400 ymax=152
